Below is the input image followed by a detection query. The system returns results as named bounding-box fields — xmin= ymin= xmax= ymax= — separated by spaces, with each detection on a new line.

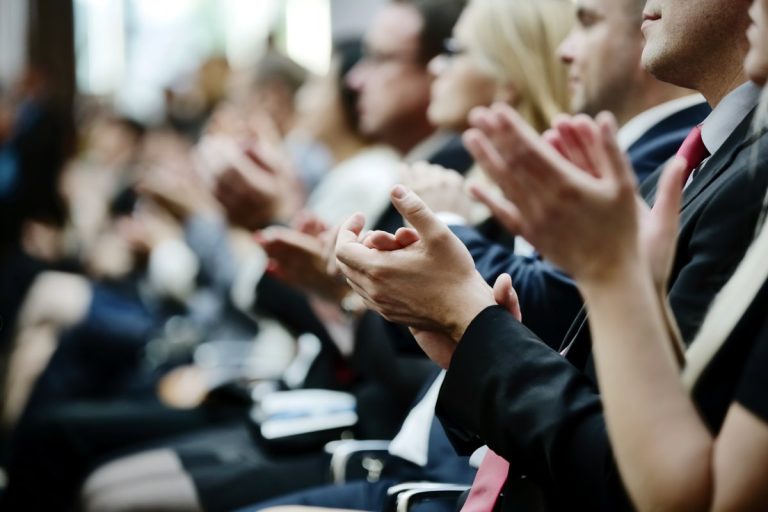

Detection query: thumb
xmin=335 ymin=213 xmax=372 ymax=272
xmin=335 ymin=213 xmax=366 ymax=247
xmin=654 ymin=156 xmax=686 ymax=217
xmin=390 ymin=185 xmax=446 ymax=240
xmin=493 ymin=273 xmax=522 ymax=321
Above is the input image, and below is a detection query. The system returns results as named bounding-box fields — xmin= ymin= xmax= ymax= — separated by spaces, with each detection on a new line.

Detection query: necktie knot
xmin=676 ymin=125 xmax=710 ymax=184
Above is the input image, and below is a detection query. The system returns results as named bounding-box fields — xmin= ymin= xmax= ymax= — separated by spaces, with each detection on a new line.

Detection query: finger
xmin=389 ymin=185 xmax=449 ymax=242
xmin=325 ymin=223 xmax=343 ymax=275
xmin=468 ymin=106 xmax=496 ymax=134
xmin=652 ymin=156 xmax=687 ymax=222
xmin=543 ymin=129 xmax=568 ymax=158
xmin=550 ymin=115 xmax=581 ymax=163
xmin=571 ymin=114 xmax=605 ymax=177
xmin=491 ymin=102 xmax=541 ymax=143
xmin=469 ymin=184 xmax=525 ymax=235
xmin=490 ymin=104 xmax=566 ymax=196
xmin=336 ymin=213 xmax=365 ymax=245
xmin=335 ymin=213 xmax=375 ymax=272
xmin=394 ymin=227 xmax=421 ymax=247
xmin=244 ymin=144 xmax=275 ymax=174
xmin=597 ymin=111 xmax=637 ymax=189
xmin=493 ymin=273 xmax=522 ymax=322
xmin=554 ymin=116 xmax=594 ymax=174
xmin=463 ymin=129 xmax=508 ymax=182
xmin=364 ymin=231 xmax=402 ymax=251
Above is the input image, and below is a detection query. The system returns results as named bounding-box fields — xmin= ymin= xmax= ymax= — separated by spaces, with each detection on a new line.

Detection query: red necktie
xmin=460 ymin=449 xmax=509 ymax=512
xmin=676 ymin=125 xmax=710 ymax=187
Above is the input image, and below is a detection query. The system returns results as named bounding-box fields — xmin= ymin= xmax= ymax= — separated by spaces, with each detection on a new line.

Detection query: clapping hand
xmin=463 ymin=103 xmax=687 ymax=287
xmin=399 ymin=162 xmax=472 ymax=220
xmin=256 ymin=223 xmax=351 ymax=303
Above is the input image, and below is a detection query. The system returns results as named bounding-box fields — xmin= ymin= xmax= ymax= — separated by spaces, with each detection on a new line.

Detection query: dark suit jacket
xmin=437 ymin=111 xmax=768 ymax=511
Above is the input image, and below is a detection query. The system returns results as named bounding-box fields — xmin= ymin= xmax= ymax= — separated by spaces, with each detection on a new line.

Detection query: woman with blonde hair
xmin=407 ymin=0 xmax=573 ymax=242
xmin=460 ymin=0 xmax=571 ymax=133
xmin=424 ymin=0 xmax=572 ymax=135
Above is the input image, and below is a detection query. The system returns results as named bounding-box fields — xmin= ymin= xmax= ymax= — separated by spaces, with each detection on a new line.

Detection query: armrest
xmin=386 ymin=483 xmax=470 ymax=512
xmin=325 ymin=439 xmax=391 ymax=484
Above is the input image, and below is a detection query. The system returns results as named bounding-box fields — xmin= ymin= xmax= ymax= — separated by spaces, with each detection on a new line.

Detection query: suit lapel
xmin=680 ymin=110 xmax=761 ymax=210
xmin=643 ymin=110 xmax=762 ymax=209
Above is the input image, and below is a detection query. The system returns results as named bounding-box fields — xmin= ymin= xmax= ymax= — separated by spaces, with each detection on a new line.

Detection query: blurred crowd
xmin=1 ymin=0 xmax=768 ymax=511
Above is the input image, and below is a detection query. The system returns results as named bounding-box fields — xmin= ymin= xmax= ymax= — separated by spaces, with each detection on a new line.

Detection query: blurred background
xmin=1 ymin=0 xmax=385 ymax=124
xmin=0 ymin=0 xmax=394 ymax=500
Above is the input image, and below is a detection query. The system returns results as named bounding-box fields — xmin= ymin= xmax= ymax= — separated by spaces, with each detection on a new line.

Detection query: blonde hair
xmin=462 ymin=0 xmax=574 ymax=133
xmin=683 ymin=87 xmax=768 ymax=389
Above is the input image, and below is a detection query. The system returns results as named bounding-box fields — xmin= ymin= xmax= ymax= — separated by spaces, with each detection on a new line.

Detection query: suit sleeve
xmin=669 ymin=159 xmax=768 ymax=344
xmin=437 ymin=306 xmax=630 ymax=510
xmin=452 ymin=225 xmax=583 ymax=349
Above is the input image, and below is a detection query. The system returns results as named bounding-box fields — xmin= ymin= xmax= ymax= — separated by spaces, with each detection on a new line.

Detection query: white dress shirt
xmin=306 ymin=146 xmax=399 ymax=230
xmin=388 ymin=371 xmax=446 ymax=466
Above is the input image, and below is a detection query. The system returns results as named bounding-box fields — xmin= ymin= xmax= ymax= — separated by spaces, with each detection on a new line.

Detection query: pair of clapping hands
xmin=253 ymin=162 xmax=487 ymax=320
xmin=193 ymin=108 xmax=302 ymax=231
xmin=334 ymin=104 xmax=688 ymax=368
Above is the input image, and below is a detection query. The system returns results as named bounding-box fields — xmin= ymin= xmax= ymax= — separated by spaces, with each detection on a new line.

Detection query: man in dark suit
xmin=334 ymin=0 xmax=760 ymax=509
xmin=557 ymin=0 xmax=710 ymax=183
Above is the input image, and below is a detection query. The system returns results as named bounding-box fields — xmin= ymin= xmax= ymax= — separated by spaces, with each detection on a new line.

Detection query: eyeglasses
xmin=360 ymin=48 xmax=422 ymax=69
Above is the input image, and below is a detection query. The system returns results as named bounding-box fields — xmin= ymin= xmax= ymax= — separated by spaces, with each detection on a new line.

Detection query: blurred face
xmin=345 ymin=4 xmax=433 ymax=141
xmin=557 ymin=0 xmax=644 ymax=116
xmin=745 ymin=0 xmax=768 ymax=84
xmin=427 ymin=8 xmax=498 ymax=131
xmin=296 ymin=60 xmax=347 ymax=141
xmin=641 ymin=0 xmax=751 ymax=88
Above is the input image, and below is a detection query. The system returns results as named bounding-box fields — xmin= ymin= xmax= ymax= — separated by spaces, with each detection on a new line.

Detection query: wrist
xmin=446 ymin=283 xmax=496 ymax=343
xmin=577 ymin=251 xmax=645 ymax=290
xmin=579 ymin=258 xmax=654 ymax=309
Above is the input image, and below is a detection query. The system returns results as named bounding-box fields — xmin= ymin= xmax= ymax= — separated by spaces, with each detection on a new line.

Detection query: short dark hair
xmin=396 ymin=0 xmax=467 ymax=64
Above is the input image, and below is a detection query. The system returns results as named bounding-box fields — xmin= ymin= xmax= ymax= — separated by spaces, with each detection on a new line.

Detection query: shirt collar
xmin=701 ymin=81 xmax=763 ymax=156
xmin=618 ymin=94 xmax=706 ymax=151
